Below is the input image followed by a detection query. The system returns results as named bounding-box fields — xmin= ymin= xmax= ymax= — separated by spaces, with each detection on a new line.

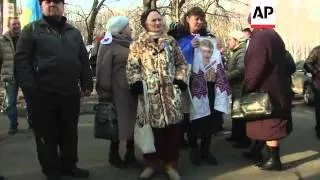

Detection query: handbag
xmin=134 ymin=122 xmax=156 ymax=154
xmin=134 ymin=81 xmax=156 ymax=154
xmin=94 ymin=102 xmax=118 ymax=140
xmin=231 ymin=92 xmax=273 ymax=121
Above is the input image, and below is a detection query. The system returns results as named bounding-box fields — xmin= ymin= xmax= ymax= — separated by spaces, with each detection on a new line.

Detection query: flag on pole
xmin=20 ymin=0 xmax=42 ymax=28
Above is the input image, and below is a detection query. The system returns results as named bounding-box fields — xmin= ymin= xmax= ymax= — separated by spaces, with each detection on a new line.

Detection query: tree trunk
xmin=87 ymin=9 xmax=99 ymax=44
xmin=0 ymin=0 xmax=3 ymax=34
xmin=87 ymin=0 xmax=106 ymax=44
xmin=169 ymin=0 xmax=185 ymax=22
xmin=143 ymin=0 xmax=157 ymax=11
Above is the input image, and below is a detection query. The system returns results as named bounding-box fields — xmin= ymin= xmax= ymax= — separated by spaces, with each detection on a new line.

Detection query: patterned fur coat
xmin=126 ymin=32 xmax=188 ymax=128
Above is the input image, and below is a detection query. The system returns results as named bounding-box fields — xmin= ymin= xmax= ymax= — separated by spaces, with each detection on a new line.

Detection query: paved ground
xmin=0 ymin=100 xmax=319 ymax=180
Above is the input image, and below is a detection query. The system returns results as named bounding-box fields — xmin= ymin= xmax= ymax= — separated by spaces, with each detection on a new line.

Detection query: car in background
xmin=292 ymin=61 xmax=314 ymax=105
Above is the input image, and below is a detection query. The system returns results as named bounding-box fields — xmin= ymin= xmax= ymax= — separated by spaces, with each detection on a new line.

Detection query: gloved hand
xmin=173 ymin=79 xmax=187 ymax=91
xmin=130 ymin=81 xmax=143 ymax=95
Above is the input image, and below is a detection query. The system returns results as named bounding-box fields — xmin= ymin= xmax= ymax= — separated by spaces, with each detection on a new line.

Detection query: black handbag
xmin=94 ymin=102 xmax=119 ymax=140
xmin=231 ymin=92 xmax=273 ymax=121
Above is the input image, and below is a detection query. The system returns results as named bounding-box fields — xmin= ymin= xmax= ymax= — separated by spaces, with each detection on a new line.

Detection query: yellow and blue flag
xmin=20 ymin=0 xmax=42 ymax=28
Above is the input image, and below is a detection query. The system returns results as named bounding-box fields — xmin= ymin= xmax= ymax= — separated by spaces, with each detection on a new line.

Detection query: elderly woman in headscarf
xmin=225 ymin=31 xmax=252 ymax=149
xmin=126 ymin=9 xmax=188 ymax=180
xmin=96 ymin=16 xmax=138 ymax=169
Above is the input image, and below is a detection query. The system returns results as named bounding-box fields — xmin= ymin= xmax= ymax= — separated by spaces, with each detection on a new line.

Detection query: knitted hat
xmin=228 ymin=31 xmax=245 ymax=42
xmin=105 ymin=16 xmax=129 ymax=33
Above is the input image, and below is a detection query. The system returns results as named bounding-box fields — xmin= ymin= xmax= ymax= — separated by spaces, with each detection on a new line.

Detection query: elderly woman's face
xmin=145 ymin=11 xmax=163 ymax=33
xmin=186 ymin=15 xmax=204 ymax=33
xmin=227 ymin=37 xmax=239 ymax=50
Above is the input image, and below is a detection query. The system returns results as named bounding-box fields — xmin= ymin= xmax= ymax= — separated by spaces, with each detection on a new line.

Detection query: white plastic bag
xmin=134 ymin=122 xmax=156 ymax=154
xmin=134 ymin=81 xmax=156 ymax=154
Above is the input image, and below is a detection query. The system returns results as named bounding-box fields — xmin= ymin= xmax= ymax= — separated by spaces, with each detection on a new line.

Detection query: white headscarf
xmin=101 ymin=16 xmax=129 ymax=45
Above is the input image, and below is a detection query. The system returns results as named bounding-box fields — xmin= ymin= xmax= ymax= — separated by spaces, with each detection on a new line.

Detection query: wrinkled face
xmin=243 ymin=31 xmax=251 ymax=39
xmin=201 ymin=45 xmax=213 ymax=63
xmin=186 ymin=15 xmax=204 ymax=33
xmin=120 ymin=24 xmax=132 ymax=37
xmin=8 ymin=18 xmax=21 ymax=35
xmin=41 ymin=0 xmax=64 ymax=17
xmin=145 ymin=11 xmax=163 ymax=33
xmin=227 ymin=37 xmax=239 ymax=50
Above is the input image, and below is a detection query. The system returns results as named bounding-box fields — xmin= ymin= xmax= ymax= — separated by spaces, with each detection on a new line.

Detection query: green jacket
xmin=14 ymin=17 xmax=93 ymax=95
xmin=0 ymin=32 xmax=15 ymax=82
xmin=227 ymin=42 xmax=246 ymax=99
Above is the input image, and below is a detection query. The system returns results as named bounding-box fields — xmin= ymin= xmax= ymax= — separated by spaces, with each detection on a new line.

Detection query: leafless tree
xmin=66 ymin=0 xmax=119 ymax=44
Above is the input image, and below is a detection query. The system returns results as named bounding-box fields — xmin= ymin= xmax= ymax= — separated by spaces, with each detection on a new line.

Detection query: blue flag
xmin=20 ymin=0 xmax=42 ymax=28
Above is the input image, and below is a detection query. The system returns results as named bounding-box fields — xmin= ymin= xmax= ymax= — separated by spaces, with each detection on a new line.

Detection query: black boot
xmin=188 ymin=132 xmax=201 ymax=166
xmin=61 ymin=168 xmax=90 ymax=178
xmin=109 ymin=141 xmax=127 ymax=169
xmin=258 ymin=146 xmax=282 ymax=171
xmin=242 ymin=140 xmax=264 ymax=163
xmin=124 ymin=140 xmax=140 ymax=167
xmin=46 ymin=174 xmax=61 ymax=180
xmin=200 ymin=135 xmax=218 ymax=165
xmin=316 ymin=125 xmax=320 ymax=139
xmin=180 ymin=114 xmax=189 ymax=149
xmin=190 ymin=148 xmax=202 ymax=166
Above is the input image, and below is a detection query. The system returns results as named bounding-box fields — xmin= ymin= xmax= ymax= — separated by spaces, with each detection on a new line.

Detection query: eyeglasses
xmin=43 ymin=0 xmax=64 ymax=4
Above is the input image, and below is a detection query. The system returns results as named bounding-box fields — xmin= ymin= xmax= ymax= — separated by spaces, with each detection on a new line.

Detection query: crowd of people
xmin=0 ymin=0 xmax=320 ymax=180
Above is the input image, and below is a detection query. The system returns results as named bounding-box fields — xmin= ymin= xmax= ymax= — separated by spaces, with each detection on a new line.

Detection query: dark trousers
xmin=29 ymin=89 xmax=80 ymax=176
xmin=143 ymin=124 xmax=180 ymax=163
xmin=188 ymin=131 xmax=212 ymax=149
xmin=180 ymin=113 xmax=190 ymax=142
xmin=313 ymin=88 xmax=320 ymax=132
xmin=110 ymin=140 xmax=134 ymax=152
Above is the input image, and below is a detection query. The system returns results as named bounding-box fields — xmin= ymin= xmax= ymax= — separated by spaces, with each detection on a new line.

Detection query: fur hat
xmin=228 ymin=31 xmax=245 ymax=42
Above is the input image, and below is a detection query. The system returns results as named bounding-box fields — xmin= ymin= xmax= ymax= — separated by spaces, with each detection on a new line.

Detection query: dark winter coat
xmin=14 ymin=17 xmax=93 ymax=95
xmin=227 ymin=42 xmax=246 ymax=99
xmin=96 ymin=33 xmax=137 ymax=140
xmin=244 ymin=29 xmax=295 ymax=140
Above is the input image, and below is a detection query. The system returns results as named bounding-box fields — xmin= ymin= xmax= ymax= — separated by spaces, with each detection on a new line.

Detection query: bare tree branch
xmin=178 ymin=0 xmax=186 ymax=9
xmin=230 ymin=0 xmax=249 ymax=6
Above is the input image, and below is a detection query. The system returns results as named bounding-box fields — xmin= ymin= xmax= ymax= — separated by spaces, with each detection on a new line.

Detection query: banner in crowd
xmin=189 ymin=37 xmax=231 ymax=120
xmin=20 ymin=0 xmax=42 ymax=28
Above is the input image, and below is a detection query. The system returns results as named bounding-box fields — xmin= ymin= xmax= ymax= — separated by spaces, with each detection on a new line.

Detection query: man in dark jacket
xmin=14 ymin=0 xmax=93 ymax=179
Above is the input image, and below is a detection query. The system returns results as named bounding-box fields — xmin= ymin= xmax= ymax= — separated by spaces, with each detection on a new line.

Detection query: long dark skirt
xmin=189 ymin=82 xmax=220 ymax=136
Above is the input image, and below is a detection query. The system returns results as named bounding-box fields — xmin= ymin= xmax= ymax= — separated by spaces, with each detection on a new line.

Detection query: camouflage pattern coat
xmin=126 ymin=32 xmax=188 ymax=128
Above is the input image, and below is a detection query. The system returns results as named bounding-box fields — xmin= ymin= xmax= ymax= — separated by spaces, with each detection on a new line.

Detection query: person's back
xmin=245 ymin=29 xmax=292 ymax=99
xmin=244 ymin=28 xmax=295 ymax=171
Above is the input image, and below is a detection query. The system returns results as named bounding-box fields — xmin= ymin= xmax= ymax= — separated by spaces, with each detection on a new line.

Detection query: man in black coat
xmin=14 ymin=0 xmax=93 ymax=179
